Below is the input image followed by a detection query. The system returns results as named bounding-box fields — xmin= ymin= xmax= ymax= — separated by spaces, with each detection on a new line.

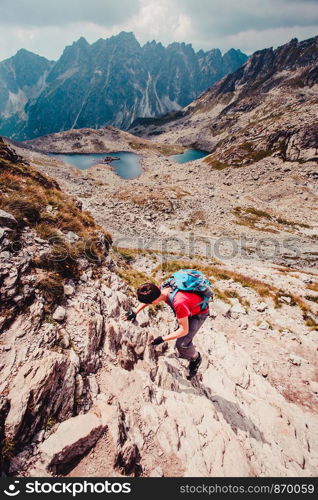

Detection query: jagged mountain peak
xmin=109 ymin=30 xmax=141 ymax=49
xmin=0 ymin=33 xmax=248 ymax=139
xmin=212 ymin=34 xmax=318 ymax=96
xmin=134 ymin=35 xmax=317 ymax=174
xmin=72 ymin=36 xmax=90 ymax=47
xmin=5 ymin=48 xmax=51 ymax=65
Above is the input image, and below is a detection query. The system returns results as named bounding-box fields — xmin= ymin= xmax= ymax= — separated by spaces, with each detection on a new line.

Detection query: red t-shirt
xmin=165 ymin=290 xmax=209 ymax=318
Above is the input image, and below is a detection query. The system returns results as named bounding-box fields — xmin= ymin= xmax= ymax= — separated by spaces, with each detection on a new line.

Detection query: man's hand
xmin=151 ymin=336 xmax=165 ymax=346
xmin=122 ymin=309 xmax=137 ymax=322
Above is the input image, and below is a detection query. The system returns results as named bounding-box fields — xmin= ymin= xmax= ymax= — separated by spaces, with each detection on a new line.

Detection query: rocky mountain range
xmin=131 ymin=36 xmax=318 ymax=165
xmin=0 ymin=32 xmax=247 ymax=140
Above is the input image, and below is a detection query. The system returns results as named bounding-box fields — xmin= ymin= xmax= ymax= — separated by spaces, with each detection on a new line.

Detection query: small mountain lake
xmin=169 ymin=149 xmax=209 ymax=163
xmin=49 ymin=152 xmax=142 ymax=179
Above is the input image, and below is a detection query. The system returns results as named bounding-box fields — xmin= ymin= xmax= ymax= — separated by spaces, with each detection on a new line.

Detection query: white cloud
xmin=0 ymin=0 xmax=138 ymax=27
xmin=125 ymin=0 xmax=193 ymax=45
xmin=192 ymin=25 xmax=318 ymax=55
xmin=0 ymin=0 xmax=317 ymax=61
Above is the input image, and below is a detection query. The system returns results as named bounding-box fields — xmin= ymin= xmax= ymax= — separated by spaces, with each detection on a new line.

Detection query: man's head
xmin=137 ymin=282 xmax=161 ymax=304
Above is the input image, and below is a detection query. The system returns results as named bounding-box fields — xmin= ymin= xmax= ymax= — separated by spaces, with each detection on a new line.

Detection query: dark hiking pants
xmin=175 ymin=313 xmax=209 ymax=360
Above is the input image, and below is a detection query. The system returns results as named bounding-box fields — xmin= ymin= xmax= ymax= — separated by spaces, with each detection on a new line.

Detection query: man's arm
xmin=163 ymin=316 xmax=189 ymax=341
xmin=121 ymin=302 xmax=149 ymax=321
xmin=135 ymin=303 xmax=149 ymax=314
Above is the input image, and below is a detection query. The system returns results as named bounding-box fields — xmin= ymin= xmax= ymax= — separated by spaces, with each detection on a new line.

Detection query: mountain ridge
xmin=0 ymin=32 xmax=247 ymax=140
xmin=130 ymin=35 xmax=318 ymax=166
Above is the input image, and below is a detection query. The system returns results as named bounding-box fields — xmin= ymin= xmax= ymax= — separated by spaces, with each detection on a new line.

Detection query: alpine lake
xmin=49 ymin=149 xmax=209 ymax=179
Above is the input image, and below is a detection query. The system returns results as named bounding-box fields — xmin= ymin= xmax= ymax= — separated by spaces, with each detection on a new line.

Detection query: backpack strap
xmin=168 ymin=290 xmax=208 ymax=317
xmin=168 ymin=289 xmax=179 ymax=316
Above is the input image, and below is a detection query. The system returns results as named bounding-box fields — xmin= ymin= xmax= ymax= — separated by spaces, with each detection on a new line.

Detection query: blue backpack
xmin=161 ymin=269 xmax=214 ymax=314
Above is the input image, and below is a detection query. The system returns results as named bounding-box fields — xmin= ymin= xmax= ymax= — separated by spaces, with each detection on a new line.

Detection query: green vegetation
xmin=204 ymin=155 xmax=230 ymax=170
xmin=307 ymin=283 xmax=318 ymax=292
xmin=129 ymin=140 xmax=184 ymax=156
xmin=45 ymin=417 xmax=57 ymax=431
xmin=118 ymin=267 xmax=158 ymax=291
xmin=204 ymin=142 xmax=272 ymax=170
xmin=305 ymin=295 xmax=318 ymax=304
xmin=233 ymin=206 xmax=311 ymax=232
xmin=239 ymin=142 xmax=273 ymax=162
xmin=1 ymin=438 xmax=15 ymax=461
xmin=37 ymin=273 xmax=64 ymax=309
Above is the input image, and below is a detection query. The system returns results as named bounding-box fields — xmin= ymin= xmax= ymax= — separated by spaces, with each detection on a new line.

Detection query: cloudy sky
xmin=0 ymin=0 xmax=317 ymax=61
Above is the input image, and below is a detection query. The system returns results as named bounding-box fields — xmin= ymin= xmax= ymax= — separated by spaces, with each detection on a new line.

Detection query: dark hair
xmin=137 ymin=283 xmax=161 ymax=304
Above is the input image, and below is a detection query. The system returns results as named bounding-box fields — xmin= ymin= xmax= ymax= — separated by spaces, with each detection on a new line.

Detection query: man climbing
xmin=123 ymin=269 xmax=213 ymax=379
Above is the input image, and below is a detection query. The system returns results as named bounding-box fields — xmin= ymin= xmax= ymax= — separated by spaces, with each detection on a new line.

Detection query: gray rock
xmin=255 ymin=302 xmax=268 ymax=312
xmin=231 ymin=303 xmax=247 ymax=315
xmin=288 ymin=354 xmax=305 ymax=366
xmin=0 ymin=209 xmax=17 ymax=228
xmin=66 ymin=231 xmax=79 ymax=243
xmin=38 ymin=413 xmax=106 ymax=471
xmin=0 ymin=227 xmax=13 ymax=242
xmin=64 ymin=285 xmax=75 ymax=296
xmin=59 ymin=329 xmax=71 ymax=349
xmin=258 ymin=320 xmax=270 ymax=330
xmin=53 ymin=306 xmax=66 ymax=322
xmin=309 ymin=381 xmax=318 ymax=394
xmin=279 ymin=296 xmax=292 ymax=305
xmin=88 ymin=375 xmax=99 ymax=398
xmin=211 ymin=300 xmax=232 ymax=317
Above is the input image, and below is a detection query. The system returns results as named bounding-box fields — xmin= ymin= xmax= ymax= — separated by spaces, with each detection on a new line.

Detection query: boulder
xmin=64 ymin=285 xmax=75 ymax=296
xmin=53 ymin=306 xmax=66 ymax=322
xmin=309 ymin=381 xmax=318 ymax=394
xmin=255 ymin=302 xmax=268 ymax=312
xmin=0 ymin=209 xmax=17 ymax=228
xmin=230 ymin=303 xmax=247 ymax=316
xmin=210 ymin=300 xmax=231 ymax=317
xmin=38 ymin=413 xmax=106 ymax=471
xmin=66 ymin=231 xmax=79 ymax=243
xmin=257 ymin=320 xmax=270 ymax=330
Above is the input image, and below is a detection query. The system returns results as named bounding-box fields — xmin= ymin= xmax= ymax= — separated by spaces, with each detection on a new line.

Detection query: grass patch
xmin=129 ymin=140 xmax=184 ymax=156
xmin=305 ymin=317 xmax=318 ymax=330
xmin=233 ymin=206 xmax=311 ymax=231
xmin=37 ymin=272 xmax=64 ymax=303
xmin=239 ymin=142 xmax=273 ymax=162
xmin=307 ymin=283 xmax=318 ymax=292
xmin=118 ymin=267 xmax=158 ymax=291
xmin=148 ymin=303 xmax=163 ymax=318
xmin=204 ymin=155 xmax=231 ymax=170
xmin=0 ymin=438 xmax=15 ymax=461
xmin=180 ymin=210 xmax=206 ymax=229
xmin=305 ymin=295 xmax=318 ymax=304
xmin=45 ymin=417 xmax=57 ymax=432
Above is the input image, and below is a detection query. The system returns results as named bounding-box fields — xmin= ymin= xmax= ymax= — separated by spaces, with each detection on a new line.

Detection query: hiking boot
xmin=187 ymin=352 xmax=202 ymax=379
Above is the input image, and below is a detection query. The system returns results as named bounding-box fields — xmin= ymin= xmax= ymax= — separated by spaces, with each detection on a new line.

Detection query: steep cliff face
xmin=0 ymin=140 xmax=317 ymax=477
xmin=0 ymin=33 xmax=247 ymax=140
xmin=132 ymin=36 xmax=318 ymax=166
xmin=0 ymin=50 xmax=53 ymax=138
